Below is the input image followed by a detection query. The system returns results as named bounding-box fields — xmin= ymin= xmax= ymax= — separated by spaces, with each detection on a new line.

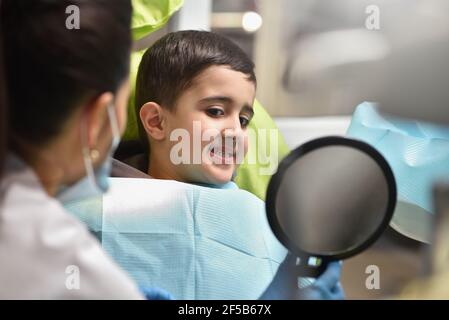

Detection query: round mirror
xmin=266 ymin=136 xmax=397 ymax=277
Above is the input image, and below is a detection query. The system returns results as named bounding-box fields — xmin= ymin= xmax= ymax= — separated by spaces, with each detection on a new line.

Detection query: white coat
xmin=0 ymin=154 xmax=143 ymax=299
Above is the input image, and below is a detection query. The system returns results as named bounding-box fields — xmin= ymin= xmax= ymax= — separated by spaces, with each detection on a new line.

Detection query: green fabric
xmin=131 ymin=0 xmax=184 ymax=41
xmin=124 ymin=50 xmax=146 ymax=141
xmin=126 ymin=0 xmax=184 ymax=139
xmin=234 ymin=100 xmax=290 ymax=200
xmin=126 ymin=0 xmax=291 ymax=199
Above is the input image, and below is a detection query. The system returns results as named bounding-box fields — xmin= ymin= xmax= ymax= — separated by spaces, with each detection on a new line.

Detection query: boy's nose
xmin=221 ymin=122 xmax=245 ymax=152
xmin=221 ymin=116 xmax=243 ymax=137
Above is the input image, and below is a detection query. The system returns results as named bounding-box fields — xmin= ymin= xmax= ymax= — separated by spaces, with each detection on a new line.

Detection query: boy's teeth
xmin=213 ymin=149 xmax=233 ymax=158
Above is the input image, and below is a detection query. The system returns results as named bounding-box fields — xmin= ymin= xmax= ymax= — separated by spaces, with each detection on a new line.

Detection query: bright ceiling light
xmin=242 ymin=11 xmax=262 ymax=33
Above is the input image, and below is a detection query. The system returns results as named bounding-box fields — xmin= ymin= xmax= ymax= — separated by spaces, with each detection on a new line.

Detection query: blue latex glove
xmin=139 ymin=286 xmax=174 ymax=300
xmin=300 ymin=262 xmax=345 ymax=300
xmin=260 ymin=254 xmax=345 ymax=300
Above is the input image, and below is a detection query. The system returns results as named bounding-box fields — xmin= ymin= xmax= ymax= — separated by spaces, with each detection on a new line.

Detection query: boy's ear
xmin=139 ymin=102 xmax=166 ymax=141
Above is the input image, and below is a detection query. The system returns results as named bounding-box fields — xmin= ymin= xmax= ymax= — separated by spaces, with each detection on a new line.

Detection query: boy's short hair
xmin=135 ymin=30 xmax=257 ymax=149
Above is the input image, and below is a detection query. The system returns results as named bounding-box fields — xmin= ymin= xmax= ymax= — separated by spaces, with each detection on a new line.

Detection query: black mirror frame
xmin=265 ymin=136 xmax=397 ymax=261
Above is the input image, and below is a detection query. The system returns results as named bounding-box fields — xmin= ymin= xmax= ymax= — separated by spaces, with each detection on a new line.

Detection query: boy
xmin=135 ymin=30 xmax=256 ymax=186
xmin=104 ymin=30 xmax=342 ymax=299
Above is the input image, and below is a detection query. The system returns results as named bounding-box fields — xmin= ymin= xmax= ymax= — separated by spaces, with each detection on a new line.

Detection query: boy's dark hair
xmin=135 ymin=30 xmax=256 ymax=150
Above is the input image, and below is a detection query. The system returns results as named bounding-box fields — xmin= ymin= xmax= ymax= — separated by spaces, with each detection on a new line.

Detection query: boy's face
xmin=162 ymin=65 xmax=256 ymax=185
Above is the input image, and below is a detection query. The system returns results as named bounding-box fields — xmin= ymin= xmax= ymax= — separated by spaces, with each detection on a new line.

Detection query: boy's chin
xmin=201 ymin=164 xmax=235 ymax=185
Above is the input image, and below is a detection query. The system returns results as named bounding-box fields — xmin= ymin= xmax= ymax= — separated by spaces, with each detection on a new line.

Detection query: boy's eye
xmin=206 ymin=107 xmax=225 ymax=117
xmin=240 ymin=116 xmax=250 ymax=128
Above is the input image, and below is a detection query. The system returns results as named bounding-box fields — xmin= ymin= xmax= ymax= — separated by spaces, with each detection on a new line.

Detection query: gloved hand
xmin=139 ymin=286 xmax=174 ymax=300
xmin=259 ymin=254 xmax=344 ymax=300
xmin=299 ymin=261 xmax=345 ymax=300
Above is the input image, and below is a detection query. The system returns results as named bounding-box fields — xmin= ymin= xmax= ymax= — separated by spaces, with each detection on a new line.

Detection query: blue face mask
xmin=57 ymin=103 xmax=121 ymax=204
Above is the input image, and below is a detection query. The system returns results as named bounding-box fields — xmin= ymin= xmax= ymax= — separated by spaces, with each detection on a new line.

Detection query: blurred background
xmin=135 ymin=0 xmax=449 ymax=146
xmin=137 ymin=0 xmax=388 ymax=118
xmin=135 ymin=0 xmax=364 ymax=148
xmin=160 ymin=0 xmax=351 ymax=118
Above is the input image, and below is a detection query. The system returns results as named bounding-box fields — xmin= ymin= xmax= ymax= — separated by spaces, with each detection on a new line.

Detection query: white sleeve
xmin=0 ymin=192 xmax=144 ymax=299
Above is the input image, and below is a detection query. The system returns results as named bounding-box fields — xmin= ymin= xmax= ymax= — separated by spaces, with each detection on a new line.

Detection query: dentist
xmin=0 ymin=0 xmax=145 ymax=299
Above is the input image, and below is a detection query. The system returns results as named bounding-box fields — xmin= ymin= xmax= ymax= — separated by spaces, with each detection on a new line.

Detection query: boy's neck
xmin=147 ymin=153 xmax=180 ymax=181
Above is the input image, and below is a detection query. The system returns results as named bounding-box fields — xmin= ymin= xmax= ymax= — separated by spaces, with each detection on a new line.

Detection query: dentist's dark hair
xmin=0 ymin=0 xmax=7 ymax=177
xmin=0 ymin=0 xmax=132 ymax=148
